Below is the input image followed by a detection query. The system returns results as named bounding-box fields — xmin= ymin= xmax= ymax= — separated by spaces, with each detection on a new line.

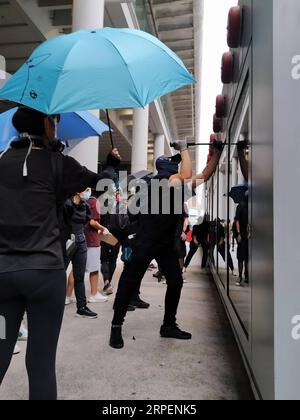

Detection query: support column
xmin=131 ymin=106 xmax=149 ymax=174
xmin=153 ymin=134 xmax=165 ymax=173
xmin=68 ymin=0 xmax=105 ymax=172
xmin=193 ymin=0 xmax=204 ymax=174
xmin=73 ymin=0 xmax=104 ymax=31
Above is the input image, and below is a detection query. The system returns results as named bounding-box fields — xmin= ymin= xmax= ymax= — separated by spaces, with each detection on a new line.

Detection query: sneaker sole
xmin=104 ymin=290 xmax=114 ymax=295
xmin=75 ymin=314 xmax=98 ymax=319
xmin=88 ymin=299 xmax=108 ymax=303
xmin=160 ymin=334 xmax=192 ymax=340
xmin=109 ymin=341 xmax=124 ymax=349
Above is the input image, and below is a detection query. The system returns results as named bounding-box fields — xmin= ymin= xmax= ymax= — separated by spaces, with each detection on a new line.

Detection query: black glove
xmin=213 ymin=140 xmax=225 ymax=152
xmin=106 ymin=151 xmax=121 ymax=168
xmin=237 ymin=140 xmax=248 ymax=152
xmin=170 ymin=140 xmax=188 ymax=152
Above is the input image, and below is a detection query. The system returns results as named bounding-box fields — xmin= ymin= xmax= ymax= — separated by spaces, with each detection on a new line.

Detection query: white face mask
xmin=81 ymin=191 xmax=91 ymax=202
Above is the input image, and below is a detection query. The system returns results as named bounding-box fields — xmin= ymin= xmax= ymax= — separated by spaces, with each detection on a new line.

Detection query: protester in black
xmin=110 ymin=140 xmax=224 ymax=349
xmin=0 ymin=106 xmax=121 ymax=400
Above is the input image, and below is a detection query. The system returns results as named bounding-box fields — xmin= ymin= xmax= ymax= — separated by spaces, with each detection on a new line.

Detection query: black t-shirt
xmin=65 ymin=199 xmax=91 ymax=237
xmin=193 ymin=221 xmax=210 ymax=243
xmin=0 ymin=147 xmax=114 ymax=273
xmin=236 ymin=201 xmax=248 ymax=239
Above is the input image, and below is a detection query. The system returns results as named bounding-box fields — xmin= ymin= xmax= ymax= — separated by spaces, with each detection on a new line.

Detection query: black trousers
xmin=112 ymin=246 xmax=183 ymax=326
xmin=0 ymin=269 xmax=66 ymax=400
xmin=65 ymin=237 xmax=87 ymax=309
xmin=218 ymin=243 xmax=234 ymax=272
xmin=184 ymin=241 xmax=209 ymax=269
xmin=100 ymin=243 xmax=120 ymax=283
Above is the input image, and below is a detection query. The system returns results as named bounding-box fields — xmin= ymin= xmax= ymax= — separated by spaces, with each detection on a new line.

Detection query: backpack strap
xmin=51 ymin=152 xmax=67 ymax=237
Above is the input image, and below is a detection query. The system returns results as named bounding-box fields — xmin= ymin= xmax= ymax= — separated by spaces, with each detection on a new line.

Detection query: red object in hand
xmin=216 ymin=94 xmax=227 ymax=118
xmin=221 ymin=51 xmax=234 ymax=84
xmin=213 ymin=114 xmax=223 ymax=133
xmin=227 ymin=6 xmax=242 ymax=48
xmin=186 ymin=230 xmax=193 ymax=243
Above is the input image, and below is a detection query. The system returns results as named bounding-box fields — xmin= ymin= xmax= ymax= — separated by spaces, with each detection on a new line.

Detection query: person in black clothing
xmin=101 ymin=195 xmax=150 ymax=310
xmin=0 ymin=106 xmax=121 ymax=400
xmin=235 ymin=196 xmax=249 ymax=286
xmin=110 ymin=140 xmax=224 ymax=349
xmin=64 ymin=189 xmax=98 ymax=319
xmin=184 ymin=215 xmax=210 ymax=270
xmin=210 ymin=218 xmax=235 ymax=274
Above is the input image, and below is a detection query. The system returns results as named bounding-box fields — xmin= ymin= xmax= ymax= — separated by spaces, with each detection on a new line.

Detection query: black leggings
xmin=0 ymin=269 xmax=66 ymax=400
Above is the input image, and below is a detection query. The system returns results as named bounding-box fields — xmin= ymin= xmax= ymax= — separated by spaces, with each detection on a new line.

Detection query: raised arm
xmin=237 ymin=141 xmax=249 ymax=182
xmin=192 ymin=141 xmax=224 ymax=189
xmin=169 ymin=140 xmax=193 ymax=186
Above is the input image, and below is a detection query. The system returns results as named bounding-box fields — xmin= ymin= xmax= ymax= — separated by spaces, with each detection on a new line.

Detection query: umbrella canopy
xmin=229 ymin=184 xmax=248 ymax=204
xmin=0 ymin=28 xmax=195 ymax=115
xmin=0 ymin=107 xmax=109 ymax=151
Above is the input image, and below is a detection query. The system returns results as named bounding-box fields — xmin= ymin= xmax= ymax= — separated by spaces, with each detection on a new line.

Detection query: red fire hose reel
xmin=221 ymin=51 xmax=234 ymax=84
xmin=216 ymin=94 xmax=227 ymax=118
xmin=213 ymin=114 xmax=223 ymax=133
xmin=227 ymin=6 xmax=242 ymax=48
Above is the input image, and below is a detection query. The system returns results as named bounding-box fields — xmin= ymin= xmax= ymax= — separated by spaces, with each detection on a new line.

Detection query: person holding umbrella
xmin=0 ymin=106 xmax=121 ymax=400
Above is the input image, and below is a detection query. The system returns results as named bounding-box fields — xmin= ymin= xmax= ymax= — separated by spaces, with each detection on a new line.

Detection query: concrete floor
xmin=0 ymin=260 xmax=254 ymax=400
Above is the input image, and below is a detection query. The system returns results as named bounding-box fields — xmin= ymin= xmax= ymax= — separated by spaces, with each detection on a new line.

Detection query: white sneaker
xmin=88 ymin=292 xmax=108 ymax=303
xmin=65 ymin=297 xmax=72 ymax=305
xmin=18 ymin=323 xmax=28 ymax=341
xmin=13 ymin=344 xmax=21 ymax=355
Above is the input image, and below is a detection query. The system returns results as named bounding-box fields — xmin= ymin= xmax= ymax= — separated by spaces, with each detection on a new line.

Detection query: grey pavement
xmin=0 ymin=258 xmax=253 ymax=400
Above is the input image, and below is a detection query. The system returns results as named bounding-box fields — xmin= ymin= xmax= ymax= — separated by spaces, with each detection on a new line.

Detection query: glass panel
xmin=228 ymin=77 xmax=251 ymax=335
xmin=209 ymin=174 xmax=217 ymax=270
xmin=217 ymin=148 xmax=229 ymax=288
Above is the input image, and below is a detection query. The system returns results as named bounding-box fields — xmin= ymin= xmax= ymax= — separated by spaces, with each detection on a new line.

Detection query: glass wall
xmin=208 ymin=76 xmax=251 ymax=337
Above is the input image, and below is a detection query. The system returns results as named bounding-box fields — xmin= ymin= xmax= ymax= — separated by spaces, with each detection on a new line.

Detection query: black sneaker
xmin=127 ymin=304 xmax=136 ymax=312
xmin=153 ymin=271 xmax=162 ymax=278
xmin=160 ymin=324 xmax=192 ymax=340
xmin=110 ymin=326 xmax=124 ymax=349
xmin=76 ymin=306 xmax=98 ymax=319
xmin=130 ymin=297 xmax=150 ymax=309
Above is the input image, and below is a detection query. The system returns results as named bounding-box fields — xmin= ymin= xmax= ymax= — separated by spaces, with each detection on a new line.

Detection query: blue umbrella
xmin=229 ymin=184 xmax=248 ymax=204
xmin=0 ymin=107 xmax=109 ymax=151
xmin=0 ymin=28 xmax=195 ymax=115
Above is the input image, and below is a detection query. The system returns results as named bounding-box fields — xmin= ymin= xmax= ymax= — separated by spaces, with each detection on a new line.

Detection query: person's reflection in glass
xmin=235 ymin=192 xmax=249 ymax=286
xmin=237 ymin=140 xmax=249 ymax=182
xmin=235 ymin=140 xmax=249 ymax=287
xmin=210 ymin=218 xmax=235 ymax=275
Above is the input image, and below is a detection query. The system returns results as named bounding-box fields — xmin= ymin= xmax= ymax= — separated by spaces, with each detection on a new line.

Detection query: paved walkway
xmin=0 ymin=260 xmax=253 ymax=400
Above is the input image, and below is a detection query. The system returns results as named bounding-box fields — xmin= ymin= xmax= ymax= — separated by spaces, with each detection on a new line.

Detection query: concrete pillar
xmin=153 ymin=133 xmax=165 ymax=173
xmin=193 ymin=0 xmax=204 ymax=174
xmin=131 ymin=106 xmax=149 ymax=174
xmin=68 ymin=0 xmax=105 ymax=172
xmin=73 ymin=0 xmax=104 ymax=31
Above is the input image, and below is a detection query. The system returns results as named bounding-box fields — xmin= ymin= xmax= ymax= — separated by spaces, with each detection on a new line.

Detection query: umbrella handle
xmin=106 ymin=109 xmax=115 ymax=149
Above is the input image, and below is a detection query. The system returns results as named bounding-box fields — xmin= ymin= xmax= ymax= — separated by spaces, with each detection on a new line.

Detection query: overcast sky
xmin=198 ymin=0 xmax=237 ymax=169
